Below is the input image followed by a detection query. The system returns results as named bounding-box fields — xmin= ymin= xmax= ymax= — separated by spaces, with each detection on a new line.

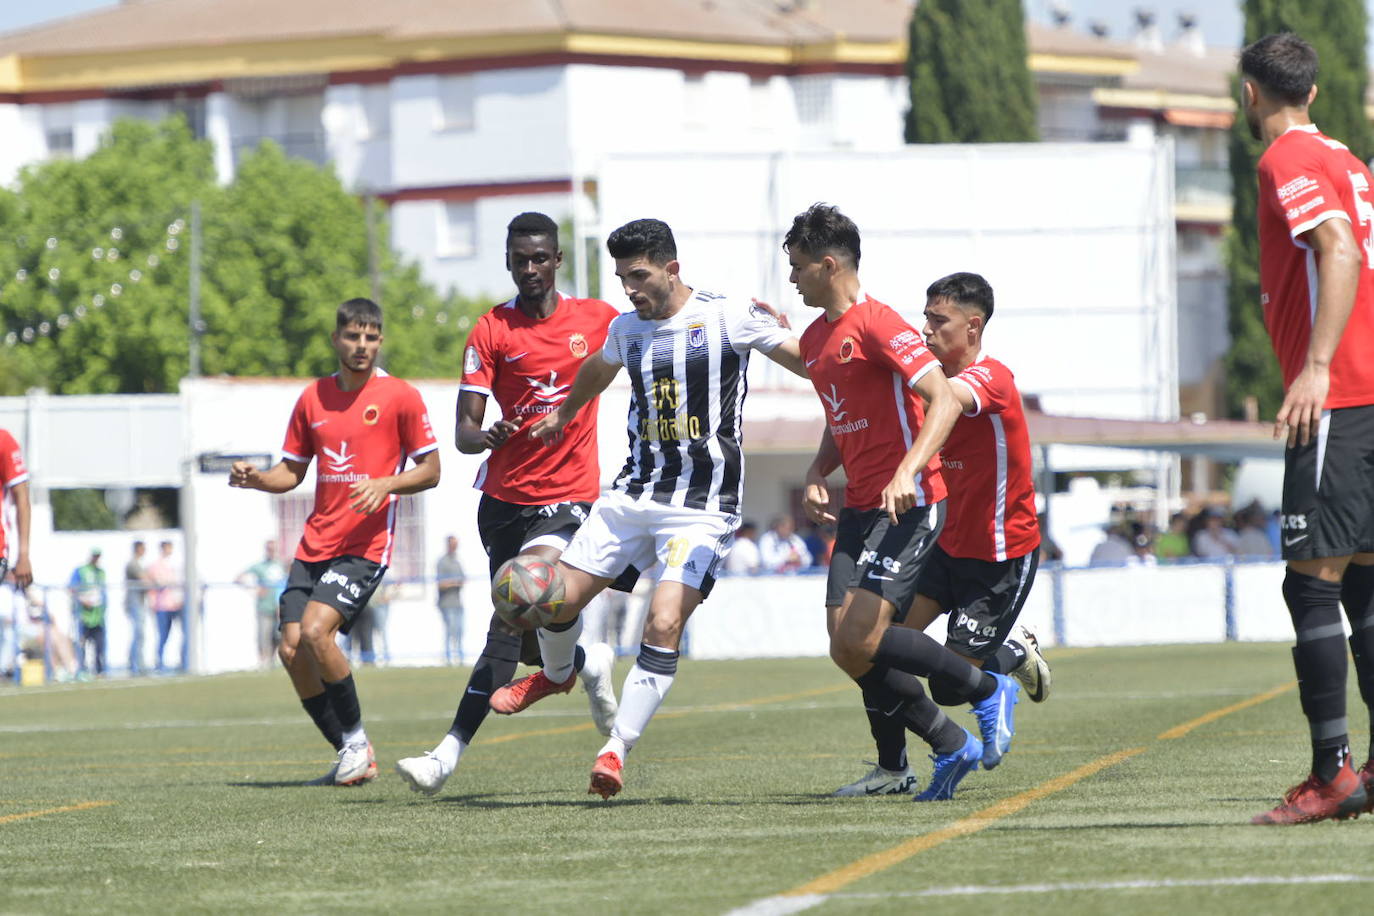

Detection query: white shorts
xmin=560 ymin=490 xmax=737 ymax=598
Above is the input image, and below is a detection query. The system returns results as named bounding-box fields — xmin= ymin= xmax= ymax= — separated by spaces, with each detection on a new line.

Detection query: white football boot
xmin=579 ymin=642 xmax=619 ymax=737
xmin=394 ymin=752 xmax=453 ymax=796
xmin=832 ymin=762 xmax=918 ymax=797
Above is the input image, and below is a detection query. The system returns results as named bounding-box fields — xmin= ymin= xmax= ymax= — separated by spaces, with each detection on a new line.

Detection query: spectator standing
xmin=69 ymin=547 xmax=108 ymax=678
xmin=1192 ymin=510 xmax=1239 ymax=559
xmin=435 ymin=535 xmax=466 ymax=665
xmin=726 ymin=521 xmax=762 ymax=575
xmin=240 ymin=541 xmax=287 ymax=668
xmin=1236 ymin=505 xmax=1276 ymax=558
xmin=148 ymin=540 xmax=186 ymax=673
xmin=124 ymin=540 xmax=150 ymax=675
xmin=759 ymin=515 xmax=812 ymax=573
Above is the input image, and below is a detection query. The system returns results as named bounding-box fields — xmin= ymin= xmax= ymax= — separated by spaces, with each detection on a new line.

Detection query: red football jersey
xmin=460 ymin=293 xmax=618 ymax=504
xmin=1257 ymin=124 xmax=1374 ymax=408
xmin=0 ymin=428 xmax=29 ymax=561
xmin=799 ymin=295 xmax=947 ymax=511
xmin=281 ymin=370 xmax=438 ymax=566
xmin=943 ymin=355 xmax=1039 ymax=562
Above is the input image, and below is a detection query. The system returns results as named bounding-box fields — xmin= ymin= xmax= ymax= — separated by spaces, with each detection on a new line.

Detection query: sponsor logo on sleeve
xmin=1286 ymin=195 xmax=1326 ymax=221
xmin=1277 ymin=175 xmax=1320 ymax=204
xmin=463 ymin=346 xmax=481 ymax=375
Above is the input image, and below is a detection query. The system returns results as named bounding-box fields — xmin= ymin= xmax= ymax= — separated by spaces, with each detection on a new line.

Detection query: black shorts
xmin=826 ymin=503 xmax=944 ymax=622
xmin=917 ymin=545 xmax=1039 ymax=660
xmin=1281 ymin=404 xmax=1374 ymax=561
xmin=279 ymin=556 xmax=386 ymax=635
xmin=476 ymin=494 xmax=639 ymax=591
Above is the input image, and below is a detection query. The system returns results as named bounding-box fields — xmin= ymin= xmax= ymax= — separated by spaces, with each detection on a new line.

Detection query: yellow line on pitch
xmin=764 ymin=678 xmax=1296 ymax=902
xmin=1157 ymin=680 xmax=1296 ymax=740
xmin=0 ymin=800 xmax=114 ymax=825
xmin=789 ymin=747 xmax=1146 ymax=896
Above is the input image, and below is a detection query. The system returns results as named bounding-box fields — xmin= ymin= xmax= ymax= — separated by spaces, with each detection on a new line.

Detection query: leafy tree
xmin=0 ymin=118 xmax=488 ymax=394
xmin=905 ymin=0 xmax=1039 ymax=143
xmin=1224 ymin=0 xmax=1373 ymax=418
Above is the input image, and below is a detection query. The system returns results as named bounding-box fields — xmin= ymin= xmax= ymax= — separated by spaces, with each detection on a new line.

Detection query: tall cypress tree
xmin=1224 ymin=0 xmax=1373 ymax=418
xmin=905 ymin=0 xmax=1039 ymax=143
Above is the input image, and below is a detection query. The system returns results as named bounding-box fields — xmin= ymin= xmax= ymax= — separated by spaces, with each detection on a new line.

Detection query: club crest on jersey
xmin=463 ymin=346 xmax=481 ymax=375
xmin=838 ymin=336 xmax=857 ymax=363
xmin=362 ymin=404 xmax=380 ymax=425
xmin=688 ymin=323 xmax=706 ymax=348
xmin=569 ymin=332 xmax=588 ymax=358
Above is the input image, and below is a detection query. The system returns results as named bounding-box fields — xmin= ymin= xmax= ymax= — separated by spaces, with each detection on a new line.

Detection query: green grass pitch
xmin=3 ymin=643 xmax=1372 ymax=914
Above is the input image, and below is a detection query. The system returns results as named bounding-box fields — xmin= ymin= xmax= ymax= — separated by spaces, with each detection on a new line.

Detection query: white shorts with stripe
xmin=560 ymin=490 xmax=738 ymax=598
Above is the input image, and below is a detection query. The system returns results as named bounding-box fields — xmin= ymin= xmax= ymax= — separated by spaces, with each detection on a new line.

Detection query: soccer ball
xmin=492 ymin=556 xmax=565 ymax=630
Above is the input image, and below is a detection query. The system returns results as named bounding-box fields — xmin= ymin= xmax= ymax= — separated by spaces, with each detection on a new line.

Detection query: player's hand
xmin=530 ymin=409 xmax=569 ymax=445
xmin=228 ymin=460 xmax=260 ymax=489
xmin=751 ymin=298 xmax=791 ymax=330
xmin=11 ymin=555 xmax=32 ymax=589
xmin=803 ymin=472 xmax=834 ymax=525
xmin=1275 ymin=364 xmax=1330 ymax=448
xmin=348 ymin=478 xmax=392 ymax=515
xmin=880 ymin=473 xmax=918 ymax=525
xmin=483 ymin=418 xmax=522 ymax=450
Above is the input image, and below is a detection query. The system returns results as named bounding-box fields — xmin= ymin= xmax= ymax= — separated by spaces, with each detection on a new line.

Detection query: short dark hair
xmin=606 ymin=219 xmax=677 ymax=264
xmin=337 ymin=297 xmax=383 ymax=331
xmin=1240 ymin=32 xmax=1318 ymax=106
xmin=507 ymin=211 xmax=559 ymax=246
xmin=782 ymin=203 xmax=861 ymax=267
xmin=926 ymin=272 xmax=994 ymax=323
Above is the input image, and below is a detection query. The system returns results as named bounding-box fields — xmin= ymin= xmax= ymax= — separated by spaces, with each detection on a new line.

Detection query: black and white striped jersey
xmin=600 ymin=289 xmax=792 ymax=514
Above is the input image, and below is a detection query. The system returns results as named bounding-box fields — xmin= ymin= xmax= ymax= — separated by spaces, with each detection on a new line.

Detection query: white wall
xmin=0 ymin=103 xmax=49 ymax=185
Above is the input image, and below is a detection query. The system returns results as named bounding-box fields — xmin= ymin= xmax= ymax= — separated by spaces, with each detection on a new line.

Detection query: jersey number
xmin=1348 ymin=171 xmax=1374 ymax=269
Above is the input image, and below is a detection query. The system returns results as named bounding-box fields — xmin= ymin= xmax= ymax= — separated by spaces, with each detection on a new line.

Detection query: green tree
xmin=1224 ymin=1 xmax=1373 ymax=418
xmin=0 ymin=118 xmax=488 ymax=394
xmin=905 ymin=0 xmax=1039 ymax=143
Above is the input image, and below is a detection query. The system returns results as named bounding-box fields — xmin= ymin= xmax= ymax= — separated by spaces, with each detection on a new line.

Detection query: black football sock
xmin=323 ymin=673 xmax=363 ymax=736
xmin=982 ymin=640 xmax=1027 ymax=676
xmin=1283 ymin=569 xmax=1349 ymax=781
xmin=858 ymin=668 xmax=963 ymax=756
xmin=872 ymin=626 xmax=997 ymax=701
xmin=859 ymin=685 xmax=909 ymax=772
xmin=901 ymin=694 xmax=966 ymax=755
xmin=300 ymin=692 xmax=344 ymax=751
xmin=1341 ymin=563 xmax=1374 ymax=762
xmin=449 ymin=630 xmax=521 ymax=744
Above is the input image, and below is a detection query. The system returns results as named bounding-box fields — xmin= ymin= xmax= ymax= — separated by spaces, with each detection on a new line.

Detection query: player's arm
xmin=348 ymin=448 xmax=441 ymax=515
xmin=530 ymin=348 xmax=621 ymax=443
xmin=762 ymin=337 xmax=810 ymax=379
xmin=881 ymin=369 xmax=960 ymax=523
xmin=10 ymin=480 xmax=31 ymax=588
xmin=1278 ymin=216 xmax=1363 ymax=446
xmin=229 ymin=458 xmax=309 ymax=494
xmin=946 ymin=376 xmax=979 ymax=414
xmin=455 ymin=390 xmax=521 ymax=454
xmin=803 ymin=427 xmax=841 ymax=525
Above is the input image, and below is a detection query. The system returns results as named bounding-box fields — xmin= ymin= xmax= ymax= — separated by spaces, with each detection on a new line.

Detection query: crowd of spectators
xmin=1087 ymin=500 xmax=1281 ymax=567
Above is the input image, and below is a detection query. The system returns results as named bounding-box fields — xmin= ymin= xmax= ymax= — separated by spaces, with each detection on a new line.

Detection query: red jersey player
xmin=395 ymin=212 xmax=621 ymax=797
xmin=0 ymin=427 xmax=33 ymax=589
xmin=788 ymin=204 xmax=1018 ymax=803
xmin=230 ymin=298 xmax=440 ymax=786
xmin=907 ymin=272 xmax=1051 ymax=714
xmin=1240 ymin=33 xmax=1374 ymax=825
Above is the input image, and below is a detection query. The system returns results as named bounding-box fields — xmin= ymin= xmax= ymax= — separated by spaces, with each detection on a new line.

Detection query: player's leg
xmin=1346 ymin=552 xmax=1374 ymax=809
xmin=1255 ymin=406 xmax=1370 ymax=824
xmin=587 ymin=505 xmax=731 ymax=799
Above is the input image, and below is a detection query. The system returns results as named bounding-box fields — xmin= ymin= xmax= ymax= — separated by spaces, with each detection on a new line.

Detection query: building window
xmin=435 ymin=75 xmax=475 ymax=132
xmin=274 ymin=491 xmax=426 ymax=582
xmin=792 ymin=74 xmax=833 ymax=127
xmin=360 ymin=84 xmax=391 ymax=140
xmin=439 ymin=201 xmax=477 ymax=258
xmin=43 ymin=103 xmax=75 ymax=160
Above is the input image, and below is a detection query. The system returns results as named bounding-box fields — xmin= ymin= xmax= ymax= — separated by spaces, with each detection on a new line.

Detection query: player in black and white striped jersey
xmin=489 ymin=218 xmax=809 ymax=798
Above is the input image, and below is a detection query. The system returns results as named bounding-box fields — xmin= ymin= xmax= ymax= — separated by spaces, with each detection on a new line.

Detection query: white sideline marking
xmin=729 ymin=875 xmax=1374 ymax=913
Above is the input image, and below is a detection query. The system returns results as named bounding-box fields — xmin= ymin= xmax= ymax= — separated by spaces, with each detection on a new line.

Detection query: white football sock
xmin=538 ymin=615 xmax=583 ymax=683
xmin=608 ymin=644 xmax=678 ymax=753
xmin=434 ymin=733 xmax=465 ymax=770
xmin=342 ymin=724 xmax=368 ymax=747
